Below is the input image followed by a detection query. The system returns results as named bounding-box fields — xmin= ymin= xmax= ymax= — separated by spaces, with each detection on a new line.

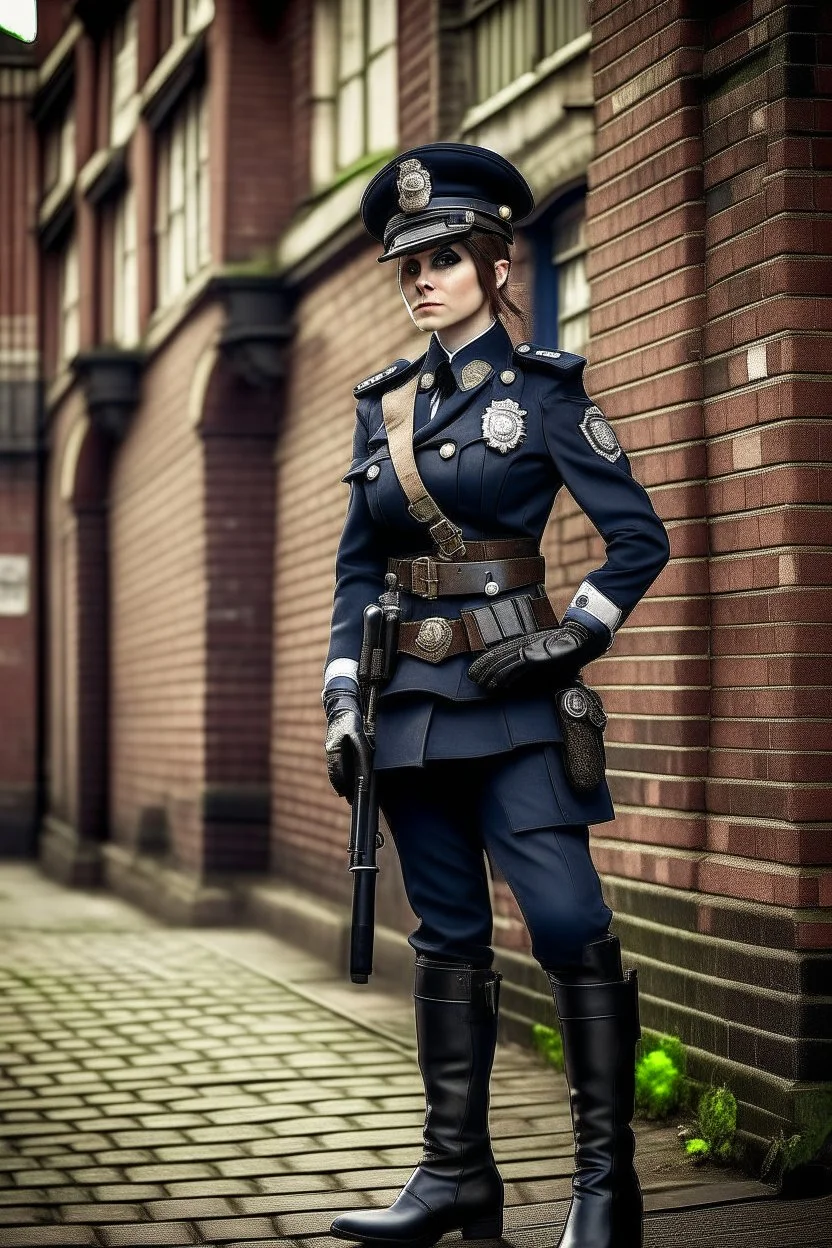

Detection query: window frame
xmin=464 ymin=0 xmax=588 ymax=110
xmin=530 ymin=188 xmax=589 ymax=355
xmin=311 ymin=0 xmax=398 ymax=191
xmin=59 ymin=233 xmax=80 ymax=367
xmin=113 ymin=185 xmax=140 ymax=346
xmin=154 ymin=84 xmax=210 ymax=310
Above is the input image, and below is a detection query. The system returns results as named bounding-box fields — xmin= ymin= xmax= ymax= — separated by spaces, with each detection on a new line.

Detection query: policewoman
xmin=322 ymin=143 xmax=670 ymax=1248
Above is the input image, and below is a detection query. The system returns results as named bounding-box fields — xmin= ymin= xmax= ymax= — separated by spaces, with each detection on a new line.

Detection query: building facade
xmin=0 ymin=0 xmax=829 ymax=1170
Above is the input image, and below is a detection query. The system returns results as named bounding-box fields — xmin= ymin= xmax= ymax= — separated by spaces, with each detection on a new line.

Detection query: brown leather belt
xmin=388 ymin=540 xmax=543 ymax=600
xmin=398 ymin=593 xmax=558 ymax=664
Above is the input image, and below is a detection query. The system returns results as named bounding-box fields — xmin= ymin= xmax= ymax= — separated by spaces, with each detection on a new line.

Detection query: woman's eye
xmin=434 ymin=250 xmax=461 ymax=267
xmin=404 ymin=261 xmax=420 ymax=277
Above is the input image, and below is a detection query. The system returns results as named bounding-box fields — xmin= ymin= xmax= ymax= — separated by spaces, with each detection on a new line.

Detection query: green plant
xmin=634 ymin=1031 xmax=687 ymax=1120
xmin=761 ymin=1092 xmax=832 ymax=1185
xmin=684 ymin=1137 xmax=711 ymax=1161
xmin=531 ymin=1022 xmax=563 ymax=1072
xmin=635 ymin=1047 xmax=684 ymax=1119
xmin=696 ymin=1085 xmax=737 ymax=1162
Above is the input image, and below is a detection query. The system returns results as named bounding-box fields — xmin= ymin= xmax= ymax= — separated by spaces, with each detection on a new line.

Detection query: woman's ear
xmin=495 ymin=258 xmax=510 ymax=289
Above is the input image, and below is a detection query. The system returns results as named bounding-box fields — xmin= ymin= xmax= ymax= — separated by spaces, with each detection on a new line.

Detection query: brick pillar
xmin=0 ymin=43 xmax=40 ymax=856
xmin=198 ymin=356 xmax=279 ymax=876
xmin=586 ymin=0 xmax=831 ymax=1158
xmin=40 ymin=422 xmax=111 ymax=886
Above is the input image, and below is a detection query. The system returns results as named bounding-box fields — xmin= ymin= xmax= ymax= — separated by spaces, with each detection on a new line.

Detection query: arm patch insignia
xmin=579 ymin=406 xmax=622 ymax=462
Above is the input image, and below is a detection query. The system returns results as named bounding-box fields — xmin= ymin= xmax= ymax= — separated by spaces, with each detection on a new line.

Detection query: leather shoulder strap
xmin=381 ymin=376 xmax=466 ymax=559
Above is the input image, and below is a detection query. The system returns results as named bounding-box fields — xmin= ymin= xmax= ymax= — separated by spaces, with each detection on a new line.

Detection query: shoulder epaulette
xmin=513 ymin=343 xmax=586 ymax=375
xmin=353 ymin=358 xmax=419 ymax=398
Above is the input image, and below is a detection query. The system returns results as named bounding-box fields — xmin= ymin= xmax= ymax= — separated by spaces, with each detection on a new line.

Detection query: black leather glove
xmin=468 ymin=619 xmax=608 ymax=693
xmin=323 ymin=687 xmax=373 ymax=802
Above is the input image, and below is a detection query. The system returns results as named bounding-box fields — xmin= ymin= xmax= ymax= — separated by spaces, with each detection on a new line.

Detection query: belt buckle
xmin=411 ymin=556 xmax=438 ymax=599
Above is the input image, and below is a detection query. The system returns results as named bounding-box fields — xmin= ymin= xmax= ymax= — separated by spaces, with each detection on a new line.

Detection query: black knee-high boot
xmin=545 ymin=935 xmax=643 ymax=1248
xmin=330 ymin=957 xmax=504 ymax=1247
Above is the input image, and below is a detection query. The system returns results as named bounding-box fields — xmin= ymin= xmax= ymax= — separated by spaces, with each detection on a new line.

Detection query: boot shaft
xmin=414 ymin=958 xmax=501 ymax=1166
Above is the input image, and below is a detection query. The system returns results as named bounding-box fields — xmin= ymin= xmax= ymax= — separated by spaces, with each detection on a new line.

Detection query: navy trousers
xmin=377 ymin=744 xmax=613 ymax=972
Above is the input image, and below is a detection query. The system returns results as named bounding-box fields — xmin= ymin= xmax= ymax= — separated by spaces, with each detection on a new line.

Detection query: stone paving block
xmin=283 ymin=1150 xmax=390 ymax=1174
xmin=9 ymin=1172 xmax=66 ymax=1189
xmin=92 ymin=1185 xmax=168 ymax=1202
xmin=183 ymin=1126 xmax=270 ymax=1144
xmin=43 ymin=1186 xmax=96 ymax=1203
xmin=333 ymin=1166 xmax=412 ymax=1190
xmin=252 ymin=1174 xmax=337 ymax=1195
xmin=110 ymin=1131 xmax=188 ymax=1148
xmin=62 ymin=1201 xmax=147 ymax=1222
xmin=124 ymin=1164 xmax=218 ymax=1183
xmin=242 ymin=1137 xmax=331 ymax=1159
xmin=206 ymin=1105 xmax=308 ymax=1126
xmin=98 ymin=1224 xmax=198 ymax=1246
xmin=152 ymin=1145 xmax=246 ymax=1163
xmin=235 ymin=1191 xmax=369 ymax=1217
xmin=95 ymin=1151 xmax=156 ymax=1166
xmin=0 ymin=1226 xmax=98 ymax=1244
xmin=162 ymin=1179 xmax=258 ymax=1198
xmin=196 ymin=1216 xmax=278 ymax=1241
xmin=144 ymin=1196 xmax=238 ymax=1220
xmin=0 ymin=1210 xmax=53 ymax=1225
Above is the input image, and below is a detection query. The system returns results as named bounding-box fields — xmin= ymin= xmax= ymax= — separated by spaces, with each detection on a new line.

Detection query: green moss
xmin=685 ymin=1137 xmax=710 ymax=1161
xmin=762 ymin=1091 xmax=832 ymax=1182
xmin=531 ymin=1022 xmax=564 ymax=1073
xmin=635 ymin=1048 xmax=683 ymax=1119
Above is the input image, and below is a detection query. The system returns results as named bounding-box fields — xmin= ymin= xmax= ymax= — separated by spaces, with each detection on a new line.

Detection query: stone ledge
xmin=101 ymin=843 xmax=241 ymax=926
xmin=39 ymin=817 xmax=103 ymax=886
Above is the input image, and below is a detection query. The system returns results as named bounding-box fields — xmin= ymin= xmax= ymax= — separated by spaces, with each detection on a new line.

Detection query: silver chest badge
xmin=481 ymin=398 xmax=527 ymax=454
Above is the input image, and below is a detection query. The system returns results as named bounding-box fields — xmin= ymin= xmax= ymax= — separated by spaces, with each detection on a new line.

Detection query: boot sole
xmin=329 ymin=1211 xmax=503 ymax=1246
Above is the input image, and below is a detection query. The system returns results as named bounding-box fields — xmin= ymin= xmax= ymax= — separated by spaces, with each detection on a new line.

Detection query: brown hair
xmin=462 ymin=230 xmax=525 ymax=323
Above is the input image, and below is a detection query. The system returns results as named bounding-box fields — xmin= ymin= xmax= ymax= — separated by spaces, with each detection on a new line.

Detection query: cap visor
xmin=378 ymin=220 xmax=474 ymax=263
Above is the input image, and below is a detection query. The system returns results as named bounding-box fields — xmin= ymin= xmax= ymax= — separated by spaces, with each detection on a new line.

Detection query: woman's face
xmin=398 ymin=243 xmax=498 ymax=336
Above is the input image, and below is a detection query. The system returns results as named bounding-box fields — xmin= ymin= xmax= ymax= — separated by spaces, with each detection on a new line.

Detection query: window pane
xmin=339 ymin=0 xmax=364 ymax=80
xmin=186 ymin=0 xmax=214 ymax=34
xmin=368 ymin=0 xmax=395 ymax=54
xmin=61 ymin=237 xmax=79 ymax=363
xmin=337 ymin=75 xmax=364 ymax=167
xmin=367 ymin=47 xmax=397 ymax=152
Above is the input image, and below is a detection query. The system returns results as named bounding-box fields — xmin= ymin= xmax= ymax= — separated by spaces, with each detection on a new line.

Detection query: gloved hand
xmin=323 ymin=687 xmax=373 ymax=802
xmin=468 ymin=619 xmax=607 ymax=693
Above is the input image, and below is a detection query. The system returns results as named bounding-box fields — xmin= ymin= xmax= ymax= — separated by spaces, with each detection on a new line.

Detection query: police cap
xmin=361 ymin=142 xmax=535 ymax=263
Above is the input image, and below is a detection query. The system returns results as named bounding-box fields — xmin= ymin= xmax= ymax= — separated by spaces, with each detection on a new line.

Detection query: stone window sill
xmin=459 ymin=31 xmax=592 ymax=135
xmin=275 ymin=152 xmax=395 ymax=282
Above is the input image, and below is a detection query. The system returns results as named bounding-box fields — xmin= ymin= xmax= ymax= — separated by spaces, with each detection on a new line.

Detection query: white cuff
xmin=324 ymin=659 xmax=360 ymax=685
xmin=568 ymin=581 xmax=623 ymax=632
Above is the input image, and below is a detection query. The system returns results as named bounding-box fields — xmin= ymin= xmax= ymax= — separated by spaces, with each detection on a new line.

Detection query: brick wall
xmin=0 ymin=52 xmax=40 ymax=856
xmin=108 ymin=308 xmax=220 ymax=874
xmin=211 ymin=0 xmax=294 ymax=262
xmin=584 ymin=0 xmax=832 ymax=1137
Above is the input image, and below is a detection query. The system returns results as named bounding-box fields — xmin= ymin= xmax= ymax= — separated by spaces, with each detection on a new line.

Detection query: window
xmin=113 ymin=187 xmax=139 ymax=345
xmin=552 ymin=203 xmax=589 ymax=355
xmin=43 ymin=103 xmax=76 ymax=197
xmin=312 ymin=0 xmax=397 ymax=189
xmin=59 ymin=235 xmax=80 ymax=366
xmin=168 ymin=0 xmax=214 ymax=43
xmin=468 ymin=0 xmax=588 ymax=106
xmin=532 ymin=196 xmax=589 ymax=355
xmin=155 ymin=87 xmax=210 ymax=307
xmin=111 ymin=3 xmax=139 ymax=145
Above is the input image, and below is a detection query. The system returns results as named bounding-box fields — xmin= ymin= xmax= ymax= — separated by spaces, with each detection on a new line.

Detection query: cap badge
xmin=579 ymin=405 xmax=622 ymax=463
xmin=481 ymin=398 xmax=527 ymax=454
xmin=397 ymin=158 xmax=432 ymax=214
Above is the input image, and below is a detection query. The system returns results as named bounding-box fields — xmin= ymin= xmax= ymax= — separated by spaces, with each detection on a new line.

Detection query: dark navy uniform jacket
xmin=325 ymin=320 xmax=669 ymax=819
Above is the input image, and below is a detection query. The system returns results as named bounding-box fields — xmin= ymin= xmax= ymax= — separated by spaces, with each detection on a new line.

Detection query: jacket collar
xmin=413 ymin=319 xmax=515 ymax=444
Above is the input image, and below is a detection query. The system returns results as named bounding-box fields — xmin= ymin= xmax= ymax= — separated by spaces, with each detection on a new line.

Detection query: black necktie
xmin=433 ymin=360 xmax=457 ymax=402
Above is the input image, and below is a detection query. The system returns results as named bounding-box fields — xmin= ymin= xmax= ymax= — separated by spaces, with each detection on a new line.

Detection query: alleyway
xmin=0 ymin=864 xmax=827 ymax=1247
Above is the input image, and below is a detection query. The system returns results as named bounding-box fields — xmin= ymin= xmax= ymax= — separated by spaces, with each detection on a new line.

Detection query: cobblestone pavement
xmin=0 ymin=864 xmax=829 ymax=1248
